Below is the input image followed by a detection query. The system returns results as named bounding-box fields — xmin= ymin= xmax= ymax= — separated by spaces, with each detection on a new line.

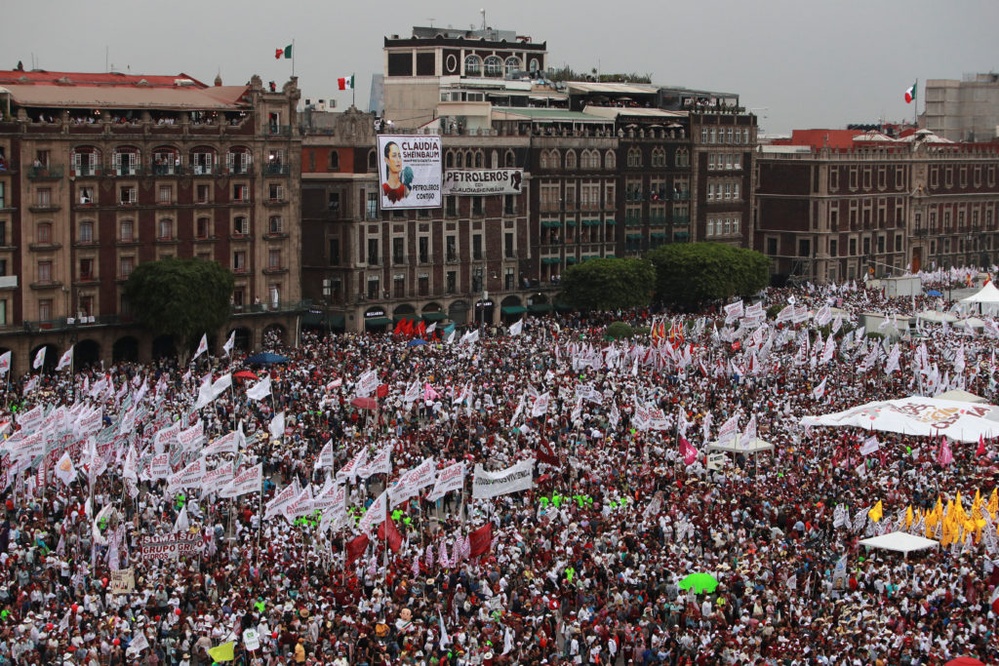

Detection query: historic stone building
xmin=0 ymin=70 xmax=302 ymax=370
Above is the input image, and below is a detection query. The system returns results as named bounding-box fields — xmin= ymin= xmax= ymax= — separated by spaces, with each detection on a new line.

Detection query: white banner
xmin=389 ymin=457 xmax=437 ymax=507
xmin=220 ymin=463 xmax=262 ymax=498
xmin=472 ymin=458 xmax=535 ymax=500
xmin=377 ymin=135 xmax=442 ymax=210
xmin=426 ymin=462 xmax=466 ymax=502
xmin=167 ymin=459 xmax=205 ymax=492
xmin=442 ymin=169 xmax=523 ymax=196
xmin=357 ymin=444 xmax=393 ymax=479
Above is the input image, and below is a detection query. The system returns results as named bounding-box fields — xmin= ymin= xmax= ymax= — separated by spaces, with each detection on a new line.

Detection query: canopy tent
xmin=858 ymin=531 xmax=939 ymax=554
xmin=959 ymin=281 xmax=999 ymax=316
xmin=708 ymin=437 xmax=775 ymax=455
xmin=935 ymin=389 xmax=987 ymax=404
xmin=914 ymin=310 xmax=957 ymax=325
xmin=953 ymin=317 xmax=986 ymax=332
xmin=800 ymin=396 xmax=999 ymax=443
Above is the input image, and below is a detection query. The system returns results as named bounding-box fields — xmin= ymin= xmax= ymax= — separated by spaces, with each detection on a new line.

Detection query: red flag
xmin=345 ymin=534 xmax=370 ymax=568
xmin=394 ymin=319 xmax=406 ymax=336
xmin=376 ymin=383 xmax=389 ymax=398
xmin=679 ymin=435 xmax=698 ymax=466
xmin=416 ymin=320 xmax=427 ymax=337
xmin=977 ymin=434 xmax=987 ymax=457
xmin=468 ymin=523 xmax=492 ymax=558
xmin=535 ymin=438 xmax=560 ymax=467
xmin=378 ymin=519 xmax=403 ymax=553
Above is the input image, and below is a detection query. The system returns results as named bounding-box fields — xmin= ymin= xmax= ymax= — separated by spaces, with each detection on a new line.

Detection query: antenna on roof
xmin=427 ymin=18 xmax=435 ymax=27
xmin=480 ymin=8 xmax=486 ymax=31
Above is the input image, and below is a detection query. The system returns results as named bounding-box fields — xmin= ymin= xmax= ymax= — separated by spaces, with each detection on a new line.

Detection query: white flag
xmin=742 ymin=414 xmax=757 ymax=446
xmin=54 ymin=451 xmax=76 ymax=486
xmin=193 ymin=334 xmax=208 ymax=360
xmin=32 ymin=346 xmax=46 ymax=370
xmin=246 ymin=375 xmax=272 ymax=401
xmin=0 ymin=351 xmax=10 ymax=376
xmin=210 ymin=373 xmax=233 ymax=399
xmin=222 ymin=330 xmax=236 ymax=357
xmin=268 ymin=411 xmax=286 ymax=440
xmin=56 ymin=346 xmax=74 ymax=372
xmin=812 ymin=376 xmax=828 ymax=400
xmin=357 ymin=489 xmax=389 ymax=534
xmin=531 ymin=391 xmax=551 ymax=417
xmin=509 ymin=319 xmax=524 ymax=337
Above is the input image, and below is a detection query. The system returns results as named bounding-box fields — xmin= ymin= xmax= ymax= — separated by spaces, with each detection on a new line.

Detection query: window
xmin=565 ymin=150 xmax=577 ymax=170
xmin=120 ymin=186 xmax=136 ymax=205
xmin=233 ymin=251 xmax=248 ymax=272
xmin=72 ymin=148 xmax=98 ymax=176
xmin=504 ymin=194 xmax=515 ymax=215
xmin=114 ymin=149 xmax=138 ymax=176
xmin=446 ymin=270 xmax=456 ymax=294
xmin=119 ymin=256 xmax=134 ymax=279
xmin=627 ymin=148 xmax=642 ymax=168
xmin=268 ymin=183 xmax=284 ymax=202
xmin=445 ymin=196 xmax=457 ymax=217
xmin=192 ymin=151 xmax=215 ymax=175
xmin=119 ymin=219 xmax=134 ymax=243
xmin=472 ymin=234 xmax=483 ymax=260
xmin=233 ymin=216 xmax=249 ymax=236
xmin=366 ymin=192 xmax=378 ymax=220
xmin=446 ymin=236 xmax=457 ymax=262
xmin=418 ymin=236 xmax=429 ymax=263
xmin=328 ymin=151 xmax=340 ymax=171
xmin=37 ymin=260 xmax=53 ymax=283
xmin=268 ymin=249 xmax=281 ymax=269
xmin=158 ymin=219 xmax=174 ymax=240
xmin=79 ymin=258 xmax=94 ymax=280
xmin=232 ymin=184 xmax=248 ymax=202
xmin=464 ymin=55 xmax=482 ymax=76
xmin=228 ymin=150 xmax=251 ymax=175
xmin=0 ymin=222 xmax=5 ymax=246
xmin=472 ymin=198 xmax=484 ymax=215
xmin=328 ymin=238 xmax=341 ymax=266
xmin=367 ymin=238 xmax=379 ymax=265
xmin=79 ymin=221 xmax=94 ymax=244
xmin=36 ymin=188 xmax=52 ymax=207
xmin=158 ymin=185 xmax=172 ymax=204
xmin=196 ymin=217 xmax=211 ymax=239
xmin=37 ymin=222 xmax=52 ymax=244
xmin=78 ymin=186 xmax=94 ymax=205
xmin=484 ymin=55 xmax=503 ymax=77
xmin=38 ymin=299 xmax=52 ymax=321
xmin=392 ymin=237 xmax=404 ymax=264
xmin=268 ymin=216 xmax=283 ymax=235
xmin=196 ymin=184 xmax=211 ymax=204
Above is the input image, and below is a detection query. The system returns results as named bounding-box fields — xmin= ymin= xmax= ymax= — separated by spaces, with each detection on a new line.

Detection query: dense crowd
xmin=0 ymin=269 xmax=998 ymax=666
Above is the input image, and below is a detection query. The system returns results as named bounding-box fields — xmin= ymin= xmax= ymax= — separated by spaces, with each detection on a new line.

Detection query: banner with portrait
xmin=377 ymin=135 xmax=442 ymax=210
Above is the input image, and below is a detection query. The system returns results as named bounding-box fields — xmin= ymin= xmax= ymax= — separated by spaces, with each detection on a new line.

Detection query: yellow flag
xmin=988 ymin=488 xmax=998 ymax=519
xmin=207 ymin=642 xmax=235 ymax=663
xmin=868 ymin=500 xmax=883 ymax=523
xmin=905 ymin=505 xmax=914 ymax=528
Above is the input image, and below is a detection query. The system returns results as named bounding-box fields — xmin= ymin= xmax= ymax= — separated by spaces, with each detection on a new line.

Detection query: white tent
xmin=915 ymin=310 xmax=958 ymax=325
xmin=800 ymin=396 xmax=999 ymax=443
xmin=959 ymin=282 xmax=999 ymax=316
xmin=935 ymin=389 xmax=987 ymax=404
xmin=858 ymin=531 xmax=939 ymax=554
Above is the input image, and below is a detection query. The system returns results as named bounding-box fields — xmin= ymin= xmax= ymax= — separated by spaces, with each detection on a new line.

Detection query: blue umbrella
xmin=926 ymin=289 xmax=943 ymax=297
xmin=245 ymin=352 xmax=290 ymax=365
xmin=407 ymin=338 xmax=427 ymax=347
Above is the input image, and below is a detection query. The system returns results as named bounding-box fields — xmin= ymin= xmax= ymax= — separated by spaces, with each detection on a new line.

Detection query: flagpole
xmin=914 ymin=78 xmax=918 ymax=128
xmin=291 ymin=39 xmax=296 ymax=78
xmin=352 ymin=74 xmax=355 ymax=109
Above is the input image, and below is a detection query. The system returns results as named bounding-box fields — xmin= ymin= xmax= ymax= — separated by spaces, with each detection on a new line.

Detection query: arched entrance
xmin=474 ymin=296 xmax=495 ymax=328
xmin=364 ymin=307 xmax=391 ymax=333
xmin=448 ymin=300 xmax=469 ymax=326
xmin=152 ymin=334 xmax=176 ymax=360
xmin=113 ymin=336 xmax=140 ymax=364
xmin=29 ymin=343 xmax=59 ymax=373
xmin=262 ymin=324 xmax=287 ymax=348
xmin=75 ymin=339 xmax=101 ymax=369
xmin=421 ymin=302 xmax=447 ymax=328
xmin=499 ymin=296 xmax=527 ymax=324
xmin=231 ymin=327 xmax=252 ymax=354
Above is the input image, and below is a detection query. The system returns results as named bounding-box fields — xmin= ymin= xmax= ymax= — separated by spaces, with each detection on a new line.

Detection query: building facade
xmin=755 ymin=136 xmax=999 ymax=285
xmin=0 ymin=70 xmax=302 ymax=370
xmin=924 ymin=73 xmax=999 ymax=143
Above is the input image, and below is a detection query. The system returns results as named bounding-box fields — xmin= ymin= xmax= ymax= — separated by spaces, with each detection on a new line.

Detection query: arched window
xmin=466 ymin=151 xmax=475 ymax=168
xmin=528 ymin=58 xmax=540 ymax=75
xmin=565 ymin=150 xmax=577 ymax=170
xmin=491 ymin=150 xmax=499 ymax=169
xmin=455 ymin=151 xmax=464 ymax=169
xmin=627 ymin=148 xmax=642 ymax=168
xmin=504 ymin=56 xmax=522 ymax=77
xmin=651 ymin=147 xmax=666 ymax=168
xmin=505 ymin=150 xmax=516 ymax=168
xmin=484 ymin=56 xmax=503 ymax=77
xmin=367 ymin=150 xmax=377 ymax=171
xmin=474 ymin=151 xmax=484 ymax=168
xmin=605 ymin=151 xmax=616 ymax=170
xmin=71 ymin=146 xmax=101 ymax=177
xmin=328 ymin=151 xmax=340 ymax=171
xmin=675 ymin=148 xmax=689 ymax=167
xmin=464 ymin=55 xmax=482 ymax=76
xmin=446 ymin=151 xmax=454 ymax=169
xmin=113 ymin=146 xmax=141 ymax=176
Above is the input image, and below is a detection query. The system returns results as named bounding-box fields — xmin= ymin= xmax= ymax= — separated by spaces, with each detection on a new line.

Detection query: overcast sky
xmin=3 ymin=0 xmax=996 ymax=135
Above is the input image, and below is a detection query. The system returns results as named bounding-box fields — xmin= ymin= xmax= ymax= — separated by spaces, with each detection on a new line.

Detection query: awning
xmin=565 ymin=220 xmax=577 ymax=227
xmin=421 ymin=311 xmax=447 ymax=322
xmin=364 ymin=317 xmax=392 ymax=328
xmin=529 ymin=303 xmax=553 ymax=313
xmin=393 ymin=314 xmax=420 ymax=323
xmin=328 ymin=314 xmax=346 ymax=329
xmin=301 ymin=312 xmax=324 ymax=326
xmin=501 ymin=305 xmax=527 ymax=315
xmin=626 ymin=233 xmax=643 ymax=240
xmin=542 ymin=257 xmax=561 ymax=264
xmin=605 ymin=219 xmax=617 ymax=225
xmin=565 ymin=256 xmax=577 ymax=264
xmin=541 ymin=220 xmax=561 ymax=229
xmin=674 ymin=231 xmax=690 ymax=240
xmin=581 ymin=219 xmax=602 ymax=226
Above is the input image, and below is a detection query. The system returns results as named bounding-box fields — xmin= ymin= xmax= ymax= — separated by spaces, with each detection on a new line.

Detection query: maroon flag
xmin=468 ymin=523 xmax=493 ymax=558
xmin=977 ymin=434 xmax=987 ymax=457
xmin=536 ymin=438 xmax=560 ymax=468
xmin=679 ymin=435 xmax=698 ymax=466
xmin=376 ymin=383 xmax=389 ymax=398
xmin=345 ymin=534 xmax=370 ymax=568
xmin=377 ymin=518 xmax=403 ymax=553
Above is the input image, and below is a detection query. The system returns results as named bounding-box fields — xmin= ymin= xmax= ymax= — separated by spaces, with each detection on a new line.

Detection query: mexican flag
xmin=337 ymin=74 xmax=354 ymax=91
xmin=275 ymin=44 xmax=292 ymax=60
xmin=904 ymin=82 xmax=916 ymax=104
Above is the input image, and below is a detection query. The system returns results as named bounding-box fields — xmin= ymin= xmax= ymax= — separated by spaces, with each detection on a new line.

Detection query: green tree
xmin=647 ymin=242 xmax=770 ymax=311
xmin=123 ymin=258 xmax=234 ymax=359
xmin=558 ymin=258 xmax=655 ymax=311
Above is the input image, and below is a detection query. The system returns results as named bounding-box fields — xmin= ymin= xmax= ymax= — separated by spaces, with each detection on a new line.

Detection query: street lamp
xmin=479 ymin=290 xmax=489 ymax=333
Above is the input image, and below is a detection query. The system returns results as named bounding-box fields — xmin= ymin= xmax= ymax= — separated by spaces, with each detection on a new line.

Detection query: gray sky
xmin=3 ymin=0 xmax=996 ymax=135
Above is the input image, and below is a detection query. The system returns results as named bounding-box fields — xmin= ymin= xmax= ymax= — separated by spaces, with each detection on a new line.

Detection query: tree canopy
xmin=647 ymin=242 xmax=770 ymax=311
xmin=558 ymin=258 xmax=655 ymax=311
xmin=123 ymin=258 xmax=234 ymax=357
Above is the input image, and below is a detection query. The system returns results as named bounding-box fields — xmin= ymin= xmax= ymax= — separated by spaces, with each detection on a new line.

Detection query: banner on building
xmin=377 ymin=135 xmax=442 ymax=210
xmin=442 ymin=169 xmax=524 ymax=196
xmin=472 ymin=458 xmax=535 ymax=500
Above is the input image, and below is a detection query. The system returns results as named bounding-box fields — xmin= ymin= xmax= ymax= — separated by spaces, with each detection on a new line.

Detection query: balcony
xmin=190 ymin=165 xmax=216 ymax=176
xmin=264 ymin=164 xmax=290 ymax=176
xmin=29 ymin=204 xmax=61 ymax=214
xmin=29 ymin=279 xmax=64 ymax=291
xmin=263 ymin=265 xmax=288 ymax=275
xmin=28 ymin=166 xmax=64 ymax=180
xmin=672 ymin=215 xmax=691 ymax=225
xmin=230 ymin=299 xmax=311 ymax=316
xmin=28 ymin=241 xmax=62 ymax=251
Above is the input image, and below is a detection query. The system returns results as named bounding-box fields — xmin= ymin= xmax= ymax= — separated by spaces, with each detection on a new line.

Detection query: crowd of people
xmin=0 ymin=269 xmax=998 ymax=666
